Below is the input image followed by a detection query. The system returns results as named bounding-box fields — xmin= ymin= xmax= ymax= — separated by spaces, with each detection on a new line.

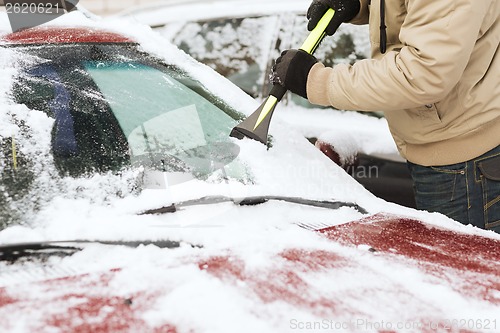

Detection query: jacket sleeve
xmin=307 ymin=0 xmax=490 ymax=111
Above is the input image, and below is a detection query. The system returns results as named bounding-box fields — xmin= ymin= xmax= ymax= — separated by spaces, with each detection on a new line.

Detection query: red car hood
xmin=1 ymin=213 xmax=499 ymax=333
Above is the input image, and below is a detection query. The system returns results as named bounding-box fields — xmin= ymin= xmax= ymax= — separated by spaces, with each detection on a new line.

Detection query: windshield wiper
xmin=140 ymin=195 xmax=368 ymax=215
xmin=0 ymin=240 xmax=194 ymax=263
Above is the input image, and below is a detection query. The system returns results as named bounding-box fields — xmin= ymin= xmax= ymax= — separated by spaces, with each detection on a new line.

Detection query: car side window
xmin=289 ymin=14 xmax=369 ymax=68
xmin=164 ymin=15 xmax=280 ymax=99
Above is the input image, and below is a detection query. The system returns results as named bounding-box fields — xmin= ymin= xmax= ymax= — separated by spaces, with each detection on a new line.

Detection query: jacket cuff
xmin=307 ymin=63 xmax=361 ymax=110
xmin=306 ymin=63 xmax=333 ymax=106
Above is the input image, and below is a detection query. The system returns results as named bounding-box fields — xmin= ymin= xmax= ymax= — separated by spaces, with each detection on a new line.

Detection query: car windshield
xmin=11 ymin=43 xmax=245 ymax=179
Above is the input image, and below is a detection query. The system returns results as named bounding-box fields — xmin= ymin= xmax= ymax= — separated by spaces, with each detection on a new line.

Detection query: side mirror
xmin=314 ymin=139 xmax=358 ymax=170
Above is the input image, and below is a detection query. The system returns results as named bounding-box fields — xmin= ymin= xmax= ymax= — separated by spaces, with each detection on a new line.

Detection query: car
xmin=117 ymin=0 xmax=416 ymax=208
xmin=1 ymin=9 xmax=499 ymax=333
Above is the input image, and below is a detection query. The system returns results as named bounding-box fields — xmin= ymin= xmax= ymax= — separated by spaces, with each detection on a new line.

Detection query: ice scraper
xmin=229 ymin=8 xmax=336 ymax=144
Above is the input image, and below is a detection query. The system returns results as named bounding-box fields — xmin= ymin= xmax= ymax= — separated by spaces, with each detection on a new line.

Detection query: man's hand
xmin=270 ymin=49 xmax=318 ymax=99
xmin=307 ymin=0 xmax=360 ymax=35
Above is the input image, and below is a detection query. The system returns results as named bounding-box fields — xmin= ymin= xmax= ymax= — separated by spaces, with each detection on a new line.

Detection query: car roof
xmin=0 ymin=26 xmax=136 ymax=46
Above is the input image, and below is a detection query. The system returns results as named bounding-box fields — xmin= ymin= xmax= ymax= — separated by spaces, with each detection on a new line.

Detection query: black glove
xmin=307 ymin=0 xmax=361 ymax=35
xmin=271 ymin=49 xmax=318 ymax=99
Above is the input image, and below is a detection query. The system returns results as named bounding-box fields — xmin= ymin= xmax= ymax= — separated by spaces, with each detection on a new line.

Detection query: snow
xmin=276 ymin=105 xmax=400 ymax=162
xmin=0 ymin=8 xmax=499 ymax=333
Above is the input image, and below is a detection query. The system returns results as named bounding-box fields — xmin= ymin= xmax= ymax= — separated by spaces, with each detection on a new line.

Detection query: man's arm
xmin=307 ymin=0 xmax=490 ymax=111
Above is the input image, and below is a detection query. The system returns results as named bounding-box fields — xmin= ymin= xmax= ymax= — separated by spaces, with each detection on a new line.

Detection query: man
xmin=271 ymin=0 xmax=500 ymax=233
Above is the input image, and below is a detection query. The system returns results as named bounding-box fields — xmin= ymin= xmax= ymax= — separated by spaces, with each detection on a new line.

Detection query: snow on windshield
xmin=117 ymin=4 xmax=392 ymax=163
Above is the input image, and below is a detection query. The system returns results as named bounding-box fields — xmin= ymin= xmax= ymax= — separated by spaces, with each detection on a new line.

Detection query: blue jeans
xmin=407 ymin=145 xmax=500 ymax=233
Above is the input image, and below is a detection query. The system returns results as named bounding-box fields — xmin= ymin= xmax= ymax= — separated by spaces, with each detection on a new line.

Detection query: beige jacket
xmin=307 ymin=0 xmax=500 ymax=166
